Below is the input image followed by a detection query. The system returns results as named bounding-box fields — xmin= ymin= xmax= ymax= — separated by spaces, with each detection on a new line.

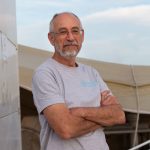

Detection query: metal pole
xmin=128 ymin=140 xmax=150 ymax=150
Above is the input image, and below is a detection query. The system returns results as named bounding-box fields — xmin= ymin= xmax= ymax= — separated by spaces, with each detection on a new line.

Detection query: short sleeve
xmin=32 ymin=70 xmax=64 ymax=114
xmin=93 ymin=69 xmax=110 ymax=93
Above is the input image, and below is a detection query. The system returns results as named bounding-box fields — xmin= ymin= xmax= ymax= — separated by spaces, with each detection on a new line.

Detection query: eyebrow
xmin=58 ymin=26 xmax=80 ymax=31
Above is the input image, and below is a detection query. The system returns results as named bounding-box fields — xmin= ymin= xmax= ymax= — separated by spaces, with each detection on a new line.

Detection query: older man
xmin=32 ymin=12 xmax=125 ymax=150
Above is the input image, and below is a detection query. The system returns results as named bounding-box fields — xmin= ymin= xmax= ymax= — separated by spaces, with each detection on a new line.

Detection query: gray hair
xmin=49 ymin=12 xmax=83 ymax=32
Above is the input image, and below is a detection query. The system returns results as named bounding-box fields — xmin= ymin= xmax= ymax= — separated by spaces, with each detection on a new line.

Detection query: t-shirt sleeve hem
xmin=37 ymin=98 xmax=65 ymax=114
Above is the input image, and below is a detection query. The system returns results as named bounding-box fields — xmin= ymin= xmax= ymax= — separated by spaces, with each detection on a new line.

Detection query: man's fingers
xmin=101 ymin=90 xmax=111 ymax=100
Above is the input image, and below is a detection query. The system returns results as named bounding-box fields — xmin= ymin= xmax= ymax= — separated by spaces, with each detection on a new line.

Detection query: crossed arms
xmin=43 ymin=90 xmax=126 ymax=139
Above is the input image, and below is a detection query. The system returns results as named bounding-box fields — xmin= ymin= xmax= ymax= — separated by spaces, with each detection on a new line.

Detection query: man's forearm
xmin=70 ymin=104 xmax=125 ymax=127
xmin=69 ymin=118 xmax=100 ymax=138
xmin=66 ymin=110 xmax=101 ymax=138
xmin=44 ymin=104 xmax=101 ymax=139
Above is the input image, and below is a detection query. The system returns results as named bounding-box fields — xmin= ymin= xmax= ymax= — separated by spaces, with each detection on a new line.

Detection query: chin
xmin=63 ymin=49 xmax=79 ymax=57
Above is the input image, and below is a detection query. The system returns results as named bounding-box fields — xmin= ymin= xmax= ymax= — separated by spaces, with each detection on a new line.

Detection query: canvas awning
xmin=18 ymin=44 xmax=150 ymax=114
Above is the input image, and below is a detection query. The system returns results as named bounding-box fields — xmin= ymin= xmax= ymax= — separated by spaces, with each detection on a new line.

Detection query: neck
xmin=52 ymin=53 xmax=77 ymax=67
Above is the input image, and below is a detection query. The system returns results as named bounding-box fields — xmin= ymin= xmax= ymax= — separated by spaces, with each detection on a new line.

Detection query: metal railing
xmin=129 ymin=140 xmax=150 ymax=150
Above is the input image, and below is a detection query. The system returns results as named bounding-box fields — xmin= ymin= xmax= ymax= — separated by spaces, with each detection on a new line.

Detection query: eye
xmin=72 ymin=29 xmax=80 ymax=34
xmin=59 ymin=30 xmax=68 ymax=35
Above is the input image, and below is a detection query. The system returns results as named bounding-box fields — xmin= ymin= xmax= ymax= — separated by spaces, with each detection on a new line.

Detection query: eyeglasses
xmin=51 ymin=28 xmax=84 ymax=37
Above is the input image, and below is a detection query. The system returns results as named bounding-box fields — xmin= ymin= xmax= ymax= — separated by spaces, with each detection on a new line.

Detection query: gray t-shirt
xmin=32 ymin=58 xmax=109 ymax=150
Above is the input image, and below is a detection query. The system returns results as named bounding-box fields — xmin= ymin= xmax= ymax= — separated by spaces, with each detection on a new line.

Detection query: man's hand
xmin=101 ymin=90 xmax=119 ymax=106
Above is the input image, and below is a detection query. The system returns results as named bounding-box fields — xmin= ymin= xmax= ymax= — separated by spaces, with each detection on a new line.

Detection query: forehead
xmin=52 ymin=14 xmax=81 ymax=30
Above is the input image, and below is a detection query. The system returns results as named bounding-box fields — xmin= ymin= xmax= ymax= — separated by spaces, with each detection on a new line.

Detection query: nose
xmin=66 ymin=31 xmax=75 ymax=41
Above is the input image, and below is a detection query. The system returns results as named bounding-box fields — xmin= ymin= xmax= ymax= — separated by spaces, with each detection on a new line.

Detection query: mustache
xmin=64 ymin=41 xmax=78 ymax=46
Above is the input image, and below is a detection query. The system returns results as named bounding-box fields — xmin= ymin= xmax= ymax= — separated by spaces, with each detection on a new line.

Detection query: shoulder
xmin=32 ymin=58 xmax=57 ymax=81
xmin=36 ymin=58 xmax=54 ymax=71
xmin=78 ymin=63 xmax=100 ymax=75
xmin=35 ymin=58 xmax=58 ymax=74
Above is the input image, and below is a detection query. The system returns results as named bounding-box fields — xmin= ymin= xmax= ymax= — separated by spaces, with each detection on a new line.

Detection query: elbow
xmin=114 ymin=105 xmax=126 ymax=125
xmin=118 ymin=110 xmax=126 ymax=125
xmin=56 ymin=125 xmax=74 ymax=139
xmin=59 ymin=131 xmax=72 ymax=140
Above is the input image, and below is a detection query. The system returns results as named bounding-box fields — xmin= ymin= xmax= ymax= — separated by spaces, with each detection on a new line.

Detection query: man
xmin=32 ymin=12 xmax=125 ymax=150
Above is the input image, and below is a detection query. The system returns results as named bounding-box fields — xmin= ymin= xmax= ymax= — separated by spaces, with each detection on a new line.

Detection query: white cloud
xmin=16 ymin=0 xmax=70 ymax=10
xmin=35 ymin=0 xmax=70 ymax=7
xmin=17 ymin=20 xmax=52 ymax=50
xmin=82 ymin=5 xmax=150 ymax=26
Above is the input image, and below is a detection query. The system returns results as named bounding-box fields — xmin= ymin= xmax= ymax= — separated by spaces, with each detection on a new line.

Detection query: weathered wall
xmin=0 ymin=0 xmax=22 ymax=149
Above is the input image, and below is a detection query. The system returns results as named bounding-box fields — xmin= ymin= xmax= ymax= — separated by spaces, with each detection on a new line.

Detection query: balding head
xmin=49 ymin=12 xmax=83 ymax=32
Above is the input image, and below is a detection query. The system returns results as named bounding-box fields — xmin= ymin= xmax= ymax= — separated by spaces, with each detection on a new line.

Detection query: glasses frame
xmin=50 ymin=29 xmax=84 ymax=37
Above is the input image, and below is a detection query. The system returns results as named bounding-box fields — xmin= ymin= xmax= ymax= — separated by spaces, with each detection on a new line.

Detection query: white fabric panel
xmin=18 ymin=45 xmax=150 ymax=114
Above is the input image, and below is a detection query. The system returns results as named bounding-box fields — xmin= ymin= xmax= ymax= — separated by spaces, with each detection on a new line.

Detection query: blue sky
xmin=16 ymin=0 xmax=150 ymax=65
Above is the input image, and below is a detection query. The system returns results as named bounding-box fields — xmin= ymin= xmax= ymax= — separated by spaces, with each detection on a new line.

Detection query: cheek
xmin=78 ymin=36 xmax=83 ymax=43
xmin=78 ymin=39 xmax=83 ymax=48
xmin=55 ymin=39 xmax=64 ymax=49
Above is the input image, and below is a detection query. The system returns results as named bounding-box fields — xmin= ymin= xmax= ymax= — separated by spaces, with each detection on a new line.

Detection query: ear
xmin=48 ymin=32 xmax=55 ymax=46
xmin=81 ymin=30 xmax=84 ymax=43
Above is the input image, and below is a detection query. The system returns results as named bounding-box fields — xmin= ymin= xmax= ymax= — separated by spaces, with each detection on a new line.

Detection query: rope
xmin=130 ymin=65 xmax=140 ymax=147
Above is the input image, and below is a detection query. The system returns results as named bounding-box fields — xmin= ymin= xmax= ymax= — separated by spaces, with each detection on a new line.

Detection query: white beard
xmin=56 ymin=48 xmax=78 ymax=59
